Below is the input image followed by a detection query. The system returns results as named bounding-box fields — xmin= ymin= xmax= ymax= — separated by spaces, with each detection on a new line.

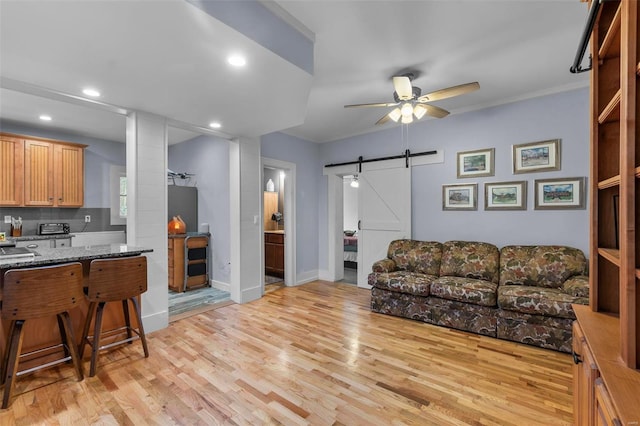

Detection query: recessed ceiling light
xmin=39 ymin=115 xmax=52 ymax=121
xmin=209 ymin=122 xmax=222 ymax=129
xmin=227 ymin=55 xmax=246 ymax=67
xmin=82 ymin=88 xmax=101 ymax=97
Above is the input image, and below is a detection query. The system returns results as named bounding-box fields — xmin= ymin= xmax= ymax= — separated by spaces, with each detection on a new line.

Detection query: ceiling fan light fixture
xmin=400 ymin=102 xmax=413 ymax=117
xmin=388 ymin=108 xmax=401 ymax=122
xmin=401 ymin=114 xmax=413 ymax=124
xmin=413 ymin=104 xmax=427 ymax=119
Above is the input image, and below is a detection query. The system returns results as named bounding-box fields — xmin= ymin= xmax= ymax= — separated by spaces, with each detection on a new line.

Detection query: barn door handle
xmin=358 ymin=220 xmax=361 ymax=230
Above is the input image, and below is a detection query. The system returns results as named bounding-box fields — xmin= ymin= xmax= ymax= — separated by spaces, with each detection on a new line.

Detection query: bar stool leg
xmin=57 ymin=312 xmax=83 ymax=381
xmin=0 ymin=321 xmax=17 ymax=386
xmin=129 ymin=297 xmax=149 ymax=358
xmin=122 ymin=300 xmax=132 ymax=342
xmin=89 ymin=302 xmax=106 ymax=377
xmin=56 ymin=315 xmax=70 ymax=360
xmin=2 ymin=320 xmax=26 ymax=409
xmin=79 ymin=302 xmax=98 ymax=359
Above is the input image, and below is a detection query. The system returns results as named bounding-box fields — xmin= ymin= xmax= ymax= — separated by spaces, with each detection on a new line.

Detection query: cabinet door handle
xmin=358 ymin=220 xmax=361 ymax=230
xmin=572 ymin=350 xmax=583 ymax=364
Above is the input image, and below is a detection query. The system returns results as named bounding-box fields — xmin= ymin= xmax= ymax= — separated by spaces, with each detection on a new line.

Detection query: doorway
xmin=341 ymin=175 xmax=358 ymax=285
xmin=261 ymin=157 xmax=296 ymax=293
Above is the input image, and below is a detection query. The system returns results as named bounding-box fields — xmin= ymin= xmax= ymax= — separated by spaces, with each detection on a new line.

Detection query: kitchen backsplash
xmin=0 ymin=208 xmax=126 ymax=236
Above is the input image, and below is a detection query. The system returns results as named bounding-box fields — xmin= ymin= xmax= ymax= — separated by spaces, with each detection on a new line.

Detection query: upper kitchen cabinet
xmin=1 ymin=133 xmax=86 ymax=208
xmin=0 ymin=134 xmax=24 ymax=206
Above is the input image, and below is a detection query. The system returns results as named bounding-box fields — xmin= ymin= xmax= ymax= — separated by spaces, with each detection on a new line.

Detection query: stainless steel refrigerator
xmin=168 ymin=186 xmax=198 ymax=233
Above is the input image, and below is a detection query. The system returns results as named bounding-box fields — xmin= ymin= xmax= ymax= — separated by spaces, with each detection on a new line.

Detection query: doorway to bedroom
xmin=341 ymin=175 xmax=358 ymax=285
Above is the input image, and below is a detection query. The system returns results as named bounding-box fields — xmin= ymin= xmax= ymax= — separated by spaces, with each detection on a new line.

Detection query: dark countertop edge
xmin=0 ymin=246 xmax=153 ymax=269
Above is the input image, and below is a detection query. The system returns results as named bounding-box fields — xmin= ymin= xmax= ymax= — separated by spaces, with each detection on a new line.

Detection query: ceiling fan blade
xmin=344 ymin=102 xmax=398 ymax=108
xmin=418 ymin=82 xmax=480 ymax=102
xmin=422 ymin=104 xmax=450 ymax=118
xmin=393 ymin=76 xmax=413 ymax=100
xmin=375 ymin=113 xmax=393 ymax=125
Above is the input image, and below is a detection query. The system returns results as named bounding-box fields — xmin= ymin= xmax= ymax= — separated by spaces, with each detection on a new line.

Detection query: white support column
xmin=126 ymin=111 xmax=169 ymax=332
xmin=229 ymin=136 xmax=262 ymax=303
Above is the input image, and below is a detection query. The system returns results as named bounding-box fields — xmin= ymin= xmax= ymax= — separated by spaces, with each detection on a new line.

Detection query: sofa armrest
xmin=562 ymin=275 xmax=589 ymax=298
xmin=372 ymin=259 xmax=397 ymax=273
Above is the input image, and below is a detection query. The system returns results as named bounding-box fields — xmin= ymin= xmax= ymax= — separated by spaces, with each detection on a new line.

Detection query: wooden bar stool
xmin=79 ymin=256 xmax=149 ymax=377
xmin=1 ymin=262 xmax=84 ymax=409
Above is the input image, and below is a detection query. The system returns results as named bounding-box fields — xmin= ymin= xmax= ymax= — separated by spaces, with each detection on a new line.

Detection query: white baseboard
xmin=142 ymin=310 xmax=169 ymax=334
xmin=318 ymin=269 xmax=337 ymax=282
xmin=239 ymin=285 xmax=262 ymax=303
xmin=296 ymin=269 xmax=319 ymax=286
xmin=210 ymin=279 xmax=230 ymax=292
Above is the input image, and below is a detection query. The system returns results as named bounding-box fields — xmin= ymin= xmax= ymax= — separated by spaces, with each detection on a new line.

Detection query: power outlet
xmin=4 ymin=216 xmax=11 ymax=224
xmin=84 ymin=215 xmax=91 ymax=223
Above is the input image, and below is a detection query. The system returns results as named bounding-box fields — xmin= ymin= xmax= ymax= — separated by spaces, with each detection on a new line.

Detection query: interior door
xmin=357 ymin=158 xmax=411 ymax=288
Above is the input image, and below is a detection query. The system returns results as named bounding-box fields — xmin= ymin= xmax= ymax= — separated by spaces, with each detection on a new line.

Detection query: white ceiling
xmin=0 ymin=0 xmax=590 ymax=145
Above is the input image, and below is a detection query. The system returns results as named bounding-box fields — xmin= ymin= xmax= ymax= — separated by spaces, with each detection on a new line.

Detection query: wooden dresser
xmin=168 ymin=233 xmax=209 ymax=293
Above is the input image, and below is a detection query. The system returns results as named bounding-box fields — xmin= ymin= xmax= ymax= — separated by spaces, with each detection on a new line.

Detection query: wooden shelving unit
xmin=168 ymin=234 xmax=209 ymax=293
xmin=574 ymin=0 xmax=640 ymax=424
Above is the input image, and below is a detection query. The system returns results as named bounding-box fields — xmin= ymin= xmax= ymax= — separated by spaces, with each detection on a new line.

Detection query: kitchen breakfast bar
xmin=0 ymin=244 xmax=153 ymax=373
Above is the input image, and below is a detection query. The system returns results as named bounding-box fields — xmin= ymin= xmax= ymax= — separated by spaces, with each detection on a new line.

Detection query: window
xmin=110 ymin=166 xmax=126 ymax=225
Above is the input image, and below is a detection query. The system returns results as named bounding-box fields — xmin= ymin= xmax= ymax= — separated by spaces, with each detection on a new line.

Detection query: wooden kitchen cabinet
xmin=265 ymin=232 xmax=284 ymax=278
xmin=168 ymin=234 xmax=209 ymax=293
xmin=0 ymin=134 xmax=24 ymax=206
xmin=0 ymin=133 xmax=86 ymax=208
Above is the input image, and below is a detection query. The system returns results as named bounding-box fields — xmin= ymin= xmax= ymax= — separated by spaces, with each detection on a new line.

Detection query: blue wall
xmin=168 ymin=135 xmax=232 ymax=285
xmin=314 ymin=88 xmax=590 ymax=273
xmin=261 ymin=132 xmax=321 ymax=279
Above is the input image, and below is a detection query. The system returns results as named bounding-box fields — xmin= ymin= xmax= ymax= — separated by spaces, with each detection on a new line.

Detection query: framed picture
xmin=512 ymin=139 xmax=561 ymax=174
xmin=484 ymin=181 xmax=527 ymax=210
xmin=534 ymin=177 xmax=586 ymax=210
xmin=443 ymin=183 xmax=478 ymax=210
xmin=0 ymin=232 xmax=4 ymax=242
xmin=456 ymin=148 xmax=495 ymax=178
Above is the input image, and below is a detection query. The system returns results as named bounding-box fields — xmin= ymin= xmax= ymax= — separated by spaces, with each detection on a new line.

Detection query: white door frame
xmin=323 ymin=151 xmax=444 ymax=282
xmin=261 ymin=157 xmax=296 ymax=288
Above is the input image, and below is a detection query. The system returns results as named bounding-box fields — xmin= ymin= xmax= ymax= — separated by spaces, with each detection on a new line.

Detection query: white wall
xmin=343 ymin=178 xmax=358 ymax=232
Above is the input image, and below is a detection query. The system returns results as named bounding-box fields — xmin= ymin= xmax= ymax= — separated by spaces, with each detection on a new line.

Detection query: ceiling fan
xmin=344 ymin=73 xmax=479 ymax=125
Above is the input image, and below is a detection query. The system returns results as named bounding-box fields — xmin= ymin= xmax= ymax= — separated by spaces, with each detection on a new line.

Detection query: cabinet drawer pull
xmin=572 ymin=350 xmax=583 ymax=364
xmin=26 ymin=244 xmax=38 ymax=249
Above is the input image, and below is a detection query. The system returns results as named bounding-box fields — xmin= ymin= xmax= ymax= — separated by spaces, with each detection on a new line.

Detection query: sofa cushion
xmin=497 ymin=285 xmax=588 ymax=319
xmin=499 ymin=245 xmax=587 ymax=288
xmin=371 ymin=258 xmax=396 ymax=273
xmin=430 ymin=276 xmax=498 ymax=307
xmin=368 ymin=271 xmax=437 ymax=296
xmin=562 ymin=275 xmax=590 ymax=298
xmin=439 ymin=241 xmax=500 ymax=283
xmin=386 ymin=240 xmax=442 ymax=274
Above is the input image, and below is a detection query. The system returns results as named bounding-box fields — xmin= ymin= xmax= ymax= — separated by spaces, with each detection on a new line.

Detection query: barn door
xmin=357 ymin=158 xmax=411 ymax=288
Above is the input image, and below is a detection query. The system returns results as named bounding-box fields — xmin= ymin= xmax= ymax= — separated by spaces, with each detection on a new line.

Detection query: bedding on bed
xmin=344 ymin=234 xmax=358 ymax=262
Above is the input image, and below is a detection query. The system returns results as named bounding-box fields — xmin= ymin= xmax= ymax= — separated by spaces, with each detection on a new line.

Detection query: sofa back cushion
xmin=499 ymin=245 xmax=587 ymax=288
xmin=439 ymin=241 xmax=500 ymax=283
xmin=386 ymin=240 xmax=442 ymax=275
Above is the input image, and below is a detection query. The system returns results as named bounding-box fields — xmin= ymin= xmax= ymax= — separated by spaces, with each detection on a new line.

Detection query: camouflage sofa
xmin=369 ymin=240 xmax=589 ymax=353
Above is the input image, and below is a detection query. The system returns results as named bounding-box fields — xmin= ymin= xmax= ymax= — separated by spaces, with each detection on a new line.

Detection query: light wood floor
xmin=0 ymin=281 xmax=573 ymax=425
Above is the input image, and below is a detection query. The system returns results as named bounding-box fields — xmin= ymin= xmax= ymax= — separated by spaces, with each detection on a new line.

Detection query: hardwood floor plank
xmin=0 ymin=281 xmax=573 ymax=425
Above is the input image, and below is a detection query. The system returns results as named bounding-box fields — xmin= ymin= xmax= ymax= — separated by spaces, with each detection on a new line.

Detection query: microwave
xmin=38 ymin=223 xmax=70 ymax=235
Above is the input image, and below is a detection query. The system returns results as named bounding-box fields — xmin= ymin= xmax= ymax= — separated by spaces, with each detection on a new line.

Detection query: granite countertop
xmin=168 ymin=232 xmax=210 ymax=239
xmin=7 ymin=234 xmax=75 ymax=241
xmin=0 ymin=243 xmax=153 ymax=269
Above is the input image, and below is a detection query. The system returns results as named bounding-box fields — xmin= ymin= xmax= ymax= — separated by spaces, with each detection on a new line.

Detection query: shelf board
xmin=598 ymin=247 xmax=621 ymax=267
xmin=598 ymin=3 xmax=621 ymax=59
xmin=637 ymin=61 xmax=640 ymax=76
xmin=598 ymin=175 xmax=620 ymax=189
xmin=635 ymin=167 xmax=640 ymax=178
xmin=636 ymin=269 xmax=640 ymax=280
xmin=598 ymin=88 xmax=621 ymax=124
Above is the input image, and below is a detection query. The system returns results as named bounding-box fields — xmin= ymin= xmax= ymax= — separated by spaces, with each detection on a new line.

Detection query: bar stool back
xmin=79 ymin=255 xmax=149 ymax=377
xmin=1 ymin=262 xmax=84 ymax=409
